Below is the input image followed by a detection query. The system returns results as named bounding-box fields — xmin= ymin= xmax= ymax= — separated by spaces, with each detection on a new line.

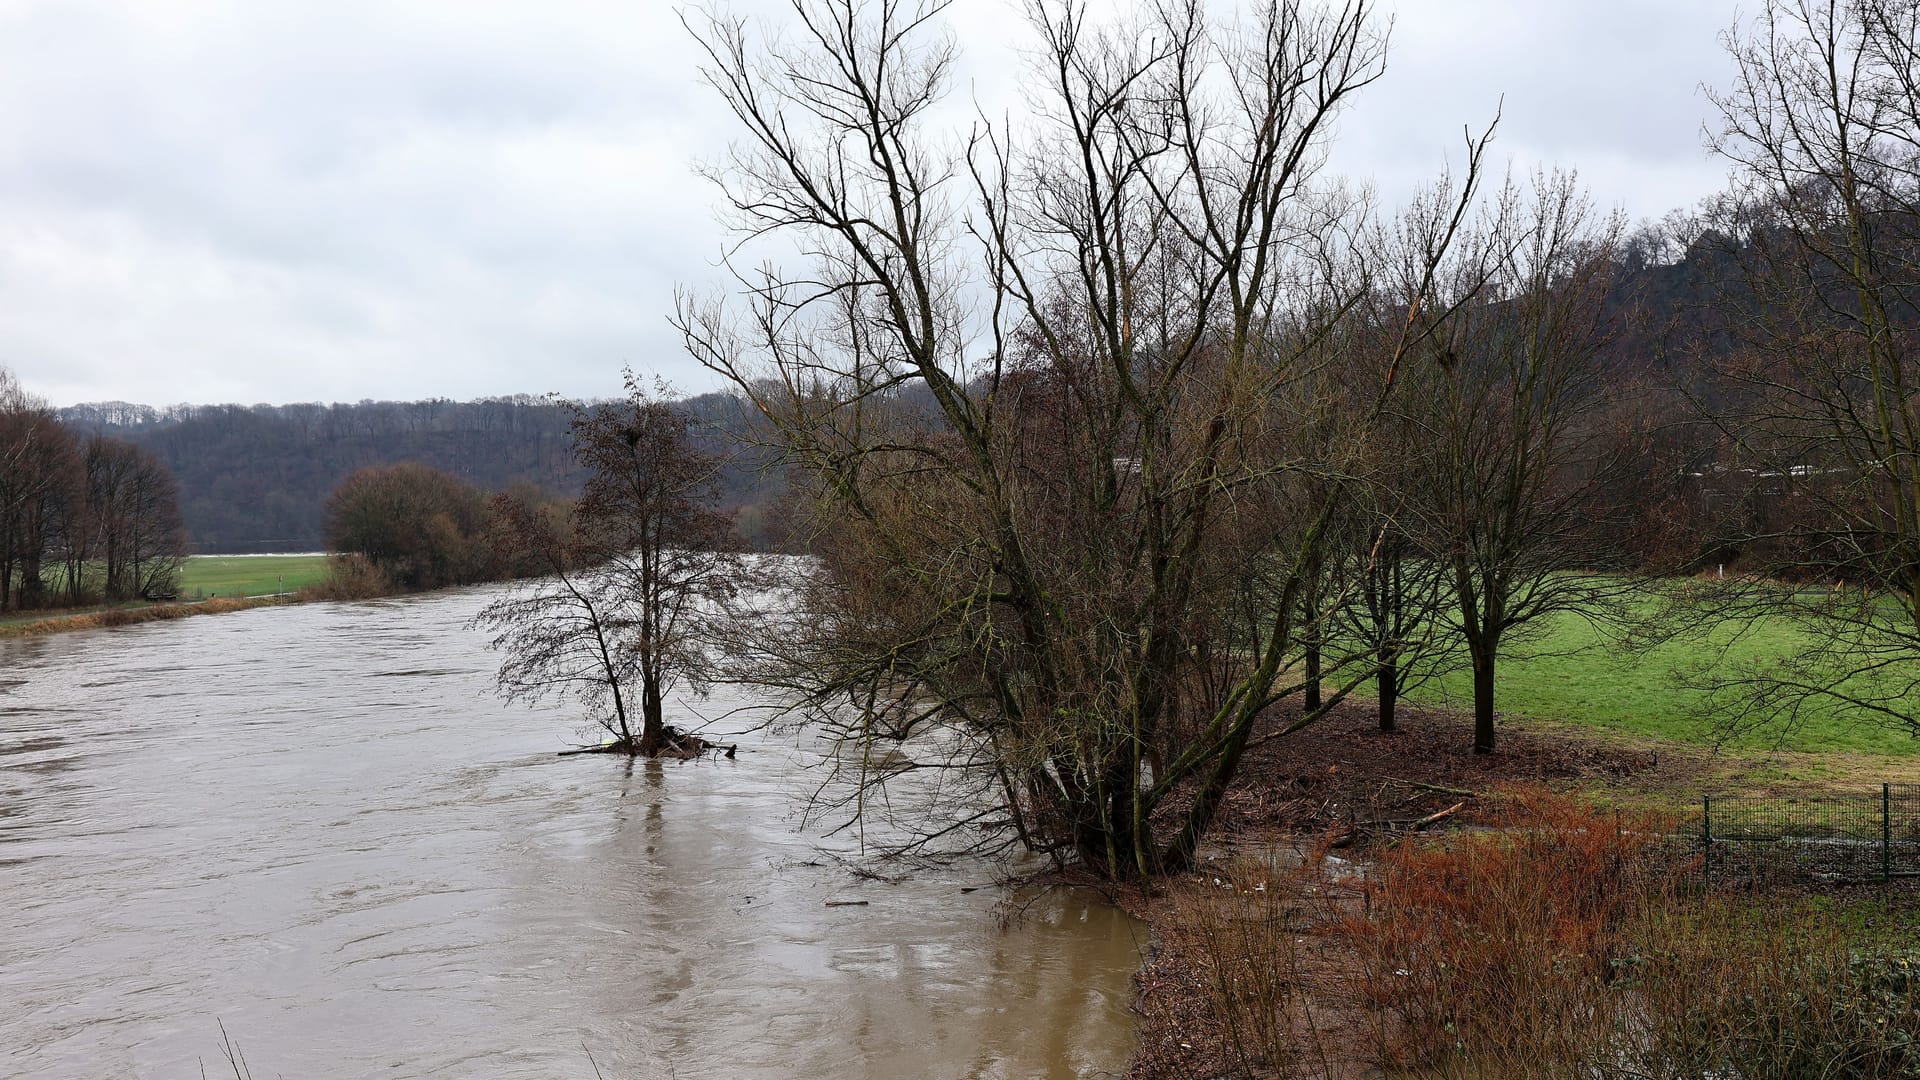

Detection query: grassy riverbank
xmin=0 ymin=595 xmax=292 ymax=638
xmin=0 ymin=555 xmax=330 ymax=638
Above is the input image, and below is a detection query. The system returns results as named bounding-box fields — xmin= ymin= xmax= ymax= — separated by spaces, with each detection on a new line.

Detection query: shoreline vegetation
xmin=13 ymin=0 xmax=1920 ymax=1067
xmin=1118 ymin=701 xmax=1920 ymax=1079
xmin=13 ymin=558 xmax=1919 ymax=779
xmin=0 ymin=593 xmax=295 ymax=639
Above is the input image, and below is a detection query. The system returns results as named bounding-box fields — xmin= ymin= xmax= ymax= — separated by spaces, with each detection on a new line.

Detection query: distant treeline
xmin=34 ymin=225 xmax=1785 ymax=561
xmin=56 ymin=392 xmax=794 ymax=553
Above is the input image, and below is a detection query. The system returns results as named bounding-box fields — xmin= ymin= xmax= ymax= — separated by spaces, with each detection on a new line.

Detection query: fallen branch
xmin=1389 ymin=778 xmax=1479 ymax=799
xmin=1412 ymin=801 xmax=1466 ymax=832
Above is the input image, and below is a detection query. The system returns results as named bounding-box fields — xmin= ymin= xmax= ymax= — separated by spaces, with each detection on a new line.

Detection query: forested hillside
xmin=57 ymin=392 xmax=788 ymax=552
xmin=39 ymin=225 xmax=1783 ymax=558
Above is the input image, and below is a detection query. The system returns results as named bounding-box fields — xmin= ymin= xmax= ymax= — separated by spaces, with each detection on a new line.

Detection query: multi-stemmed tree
xmin=676 ymin=0 xmax=1489 ymax=875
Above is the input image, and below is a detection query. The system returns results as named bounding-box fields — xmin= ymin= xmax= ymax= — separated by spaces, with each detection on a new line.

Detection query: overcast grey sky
xmin=0 ymin=0 xmax=1739 ymax=408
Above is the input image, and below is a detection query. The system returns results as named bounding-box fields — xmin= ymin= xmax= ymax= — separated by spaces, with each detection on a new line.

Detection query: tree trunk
xmin=638 ymin=669 xmax=666 ymax=756
xmin=19 ymin=549 xmax=42 ymax=609
xmin=1472 ymin=648 xmax=1496 ymax=754
xmin=1378 ymin=659 xmax=1398 ymax=733
xmin=1303 ymin=638 xmax=1322 ymax=713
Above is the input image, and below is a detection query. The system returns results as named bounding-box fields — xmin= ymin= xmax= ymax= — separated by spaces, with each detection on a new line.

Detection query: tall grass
xmin=300 ymin=553 xmax=394 ymax=600
xmin=1630 ymin=901 xmax=1920 ymax=1079
xmin=1167 ymin=787 xmax=1920 ymax=1078
xmin=1344 ymin=789 xmax=1674 ymax=1075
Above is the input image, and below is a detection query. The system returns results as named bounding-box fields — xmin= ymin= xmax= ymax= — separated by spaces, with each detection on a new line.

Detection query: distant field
xmin=179 ymin=554 xmax=332 ymax=599
xmin=1411 ymin=604 xmax=1920 ymax=757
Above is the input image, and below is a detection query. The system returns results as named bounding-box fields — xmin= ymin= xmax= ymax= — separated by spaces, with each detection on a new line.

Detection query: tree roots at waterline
xmin=557 ymin=726 xmax=735 ymax=760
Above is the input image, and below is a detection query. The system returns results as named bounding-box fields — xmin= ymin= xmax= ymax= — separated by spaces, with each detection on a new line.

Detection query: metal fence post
xmin=1885 ymin=783 xmax=1893 ymax=885
xmin=1703 ymin=794 xmax=1712 ymax=887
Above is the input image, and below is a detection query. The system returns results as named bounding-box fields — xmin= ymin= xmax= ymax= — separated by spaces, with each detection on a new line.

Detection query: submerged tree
xmin=476 ymin=379 xmax=743 ymax=756
xmin=678 ymin=0 xmax=1487 ymax=875
xmin=475 ymin=493 xmax=648 ymax=749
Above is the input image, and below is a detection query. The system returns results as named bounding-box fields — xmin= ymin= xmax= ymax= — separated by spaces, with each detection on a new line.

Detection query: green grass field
xmin=179 ymin=554 xmax=332 ymax=599
xmin=1410 ymin=605 xmax=1920 ymax=757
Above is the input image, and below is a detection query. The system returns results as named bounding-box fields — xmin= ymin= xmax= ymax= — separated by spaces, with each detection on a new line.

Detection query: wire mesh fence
xmin=1700 ymin=783 xmax=1920 ymax=885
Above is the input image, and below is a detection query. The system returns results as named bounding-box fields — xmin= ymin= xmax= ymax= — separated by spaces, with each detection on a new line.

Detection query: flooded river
xmin=0 ymin=590 xmax=1143 ymax=1078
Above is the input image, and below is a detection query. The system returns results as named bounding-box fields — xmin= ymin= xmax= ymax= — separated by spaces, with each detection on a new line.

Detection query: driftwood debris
xmin=1411 ymin=801 xmax=1467 ymax=831
xmin=1329 ymin=795 xmax=1472 ymax=848
xmin=1389 ymin=778 xmax=1480 ymax=799
xmin=554 ymin=728 xmax=734 ymax=759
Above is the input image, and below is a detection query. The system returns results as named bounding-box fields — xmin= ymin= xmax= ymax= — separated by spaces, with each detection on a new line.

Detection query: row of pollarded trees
xmin=0 ymin=367 xmax=186 ymax=610
xmin=668 ymin=0 xmax=1667 ymax=876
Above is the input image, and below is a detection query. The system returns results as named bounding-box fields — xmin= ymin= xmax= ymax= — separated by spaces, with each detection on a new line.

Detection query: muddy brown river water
xmin=0 ymin=589 xmax=1143 ymax=1078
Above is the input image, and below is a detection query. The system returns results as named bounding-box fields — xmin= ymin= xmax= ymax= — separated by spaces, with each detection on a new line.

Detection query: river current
xmin=0 ymin=589 xmax=1142 ymax=1078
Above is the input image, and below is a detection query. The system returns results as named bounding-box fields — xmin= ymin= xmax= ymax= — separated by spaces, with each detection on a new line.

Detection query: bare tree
xmin=677 ymin=0 xmax=1486 ymax=875
xmin=476 ymin=378 xmax=743 ymax=757
xmin=569 ymin=376 xmax=743 ymax=755
xmin=0 ymin=374 xmax=87 ymax=611
xmin=1412 ymin=173 xmax=1633 ymax=754
xmin=474 ymin=493 xmax=650 ymax=750
xmin=1326 ymin=390 xmax=1462 ymax=734
xmin=118 ymin=443 xmax=188 ymax=600
xmin=1673 ymin=0 xmax=1920 ymax=737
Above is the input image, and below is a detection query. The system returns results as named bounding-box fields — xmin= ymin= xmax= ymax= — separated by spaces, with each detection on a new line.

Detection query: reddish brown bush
xmin=1340 ymin=788 xmax=1677 ymax=1073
